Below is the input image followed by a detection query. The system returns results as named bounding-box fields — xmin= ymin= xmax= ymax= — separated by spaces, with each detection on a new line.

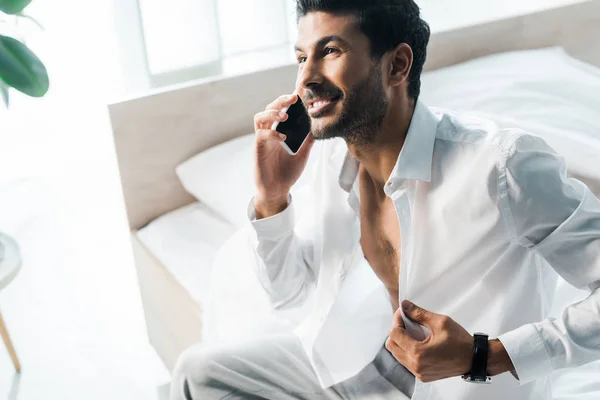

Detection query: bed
xmin=107 ymin=0 xmax=600 ymax=387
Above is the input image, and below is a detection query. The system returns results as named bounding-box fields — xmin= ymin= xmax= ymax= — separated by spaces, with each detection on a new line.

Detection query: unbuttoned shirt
xmin=246 ymin=101 xmax=600 ymax=400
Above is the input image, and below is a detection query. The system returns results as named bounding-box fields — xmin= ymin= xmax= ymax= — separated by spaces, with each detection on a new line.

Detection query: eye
xmin=297 ymin=55 xmax=307 ymax=64
xmin=324 ymin=47 xmax=339 ymax=55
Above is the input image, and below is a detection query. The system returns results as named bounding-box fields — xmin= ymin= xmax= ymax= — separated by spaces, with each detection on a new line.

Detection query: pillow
xmin=176 ymin=134 xmax=318 ymax=228
xmin=420 ymin=46 xmax=600 ymax=186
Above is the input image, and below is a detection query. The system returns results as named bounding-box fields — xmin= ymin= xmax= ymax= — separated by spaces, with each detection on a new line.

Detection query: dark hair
xmin=295 ymin=0 xmax=430 ymax=100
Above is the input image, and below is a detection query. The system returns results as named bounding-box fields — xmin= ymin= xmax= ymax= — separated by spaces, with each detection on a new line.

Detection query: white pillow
xmin=176 ymin=134 xmax=318 ymax=228
xmin=420 ymin=46 xmax=600 ymax=183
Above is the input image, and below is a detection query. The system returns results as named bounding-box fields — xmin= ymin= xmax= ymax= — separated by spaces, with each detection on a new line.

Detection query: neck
xmin=346 ymin=100 xmax=415 ymax=187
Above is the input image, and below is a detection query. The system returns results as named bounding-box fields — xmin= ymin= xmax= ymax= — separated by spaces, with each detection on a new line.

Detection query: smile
xmin=307 ymin=96 xmax=340 ymax=116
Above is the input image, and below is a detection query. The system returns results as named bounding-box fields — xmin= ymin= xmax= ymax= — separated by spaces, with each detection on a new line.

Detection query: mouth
xmin=306 ymin=95 xmax=341 ymax=117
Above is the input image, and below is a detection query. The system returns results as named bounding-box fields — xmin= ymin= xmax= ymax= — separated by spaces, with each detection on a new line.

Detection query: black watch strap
xmin=462 ymin=332 xmax=491 ymax=384
xmin=471 ymin=333 xmax=489 ymax=380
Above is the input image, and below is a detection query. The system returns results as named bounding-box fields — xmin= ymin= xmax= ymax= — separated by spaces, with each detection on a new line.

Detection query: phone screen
xmin=275 ymin=98 xmax=311 ymax=154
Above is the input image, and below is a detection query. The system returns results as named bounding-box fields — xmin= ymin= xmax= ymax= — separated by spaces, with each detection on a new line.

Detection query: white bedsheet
xmin=420 ymin=47 xmax=600 ymax=185
xmin=136 ymin=202 xmax=235 ymax=304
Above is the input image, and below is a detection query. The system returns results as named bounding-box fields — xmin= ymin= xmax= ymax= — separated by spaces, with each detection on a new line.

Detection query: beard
xmin=308 ymin=65 xmax=388 ymax=146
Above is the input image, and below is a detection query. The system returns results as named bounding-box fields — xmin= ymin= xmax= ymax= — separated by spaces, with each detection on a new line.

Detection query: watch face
xmin=462 ymin=375 xmax=492 ymax=384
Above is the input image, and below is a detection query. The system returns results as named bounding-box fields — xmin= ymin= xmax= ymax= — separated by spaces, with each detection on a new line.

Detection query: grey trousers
xmin=170 ymin=333 xmax=415 ymax=400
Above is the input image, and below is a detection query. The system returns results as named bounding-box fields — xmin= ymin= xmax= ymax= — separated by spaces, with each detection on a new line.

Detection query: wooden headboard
xmin=108 ymin=0 xmax=600 ymax=230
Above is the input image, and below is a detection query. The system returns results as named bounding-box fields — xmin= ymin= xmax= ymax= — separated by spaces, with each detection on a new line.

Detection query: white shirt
xmin=247 ymin=101 xmax=600 ymax=400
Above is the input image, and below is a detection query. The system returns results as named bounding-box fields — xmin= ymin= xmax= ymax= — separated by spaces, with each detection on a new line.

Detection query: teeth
xmin=310 ymin=99 xmax=332 ymax=109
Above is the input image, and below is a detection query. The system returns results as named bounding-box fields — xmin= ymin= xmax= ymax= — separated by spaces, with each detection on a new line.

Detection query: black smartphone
xmin=273 ymin=97 xmax=311 ymax=155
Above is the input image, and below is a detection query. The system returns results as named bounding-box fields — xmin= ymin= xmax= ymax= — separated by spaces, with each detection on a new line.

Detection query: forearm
xmin=250 ymin=195 xmax=315 ymax=309
xmin=254 ymin=193 xmax=289 ymax=220
xmin=498 ymin=287 xmax=600 ymax=384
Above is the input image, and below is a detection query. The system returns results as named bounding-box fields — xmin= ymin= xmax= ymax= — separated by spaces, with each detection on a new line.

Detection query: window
xmin=114 ymin=0 xmax=585 ymax=94
xmin=115 ymin=0 xmax=298 ymax=92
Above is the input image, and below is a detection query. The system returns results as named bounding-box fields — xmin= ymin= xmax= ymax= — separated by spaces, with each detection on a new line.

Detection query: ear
xmin=387 ymin=43 xmax=413 ymax=87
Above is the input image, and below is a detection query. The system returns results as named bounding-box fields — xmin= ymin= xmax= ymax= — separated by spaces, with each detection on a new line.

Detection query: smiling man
xmin=170 ymin=1 xmax=600 ymax=399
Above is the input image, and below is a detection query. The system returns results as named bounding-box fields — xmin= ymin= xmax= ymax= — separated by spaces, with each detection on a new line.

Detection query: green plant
xmin=0 ymin=0 xmax=48 ymax=107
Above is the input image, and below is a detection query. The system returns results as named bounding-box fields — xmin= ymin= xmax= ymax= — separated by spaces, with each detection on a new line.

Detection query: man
xmin=171 ymin=0 xmax=600 ymax=399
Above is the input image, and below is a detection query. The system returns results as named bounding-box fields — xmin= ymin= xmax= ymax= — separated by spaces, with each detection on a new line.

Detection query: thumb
xmin=392 ymin=308 xmax=405 ymax=329
xmin=402 ymin=300 xmax=434 ymax=326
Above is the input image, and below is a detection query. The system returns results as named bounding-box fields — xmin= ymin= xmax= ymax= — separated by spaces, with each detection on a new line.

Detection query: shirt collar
xmin=337 ymin=100 xmax=438 ymax=193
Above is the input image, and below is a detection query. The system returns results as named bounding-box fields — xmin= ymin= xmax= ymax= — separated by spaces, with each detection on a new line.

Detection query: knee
xmin=170 ymin=344 xmax=211 ymax=400
xmin=172 ymin=344 xmax=234 ymax=388
xmin=173 ymin=344 xmax=212 ymax=384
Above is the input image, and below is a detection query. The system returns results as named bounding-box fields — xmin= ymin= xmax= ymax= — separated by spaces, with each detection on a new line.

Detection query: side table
xmin=0 ymin=233 xmax=22 ymax=373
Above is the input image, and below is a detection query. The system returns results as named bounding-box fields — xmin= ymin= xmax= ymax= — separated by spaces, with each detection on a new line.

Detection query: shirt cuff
xmin=247 ymin=194 xmax=295 ymax=240
xmin=497 ymin=324 xmax=553 ymax=385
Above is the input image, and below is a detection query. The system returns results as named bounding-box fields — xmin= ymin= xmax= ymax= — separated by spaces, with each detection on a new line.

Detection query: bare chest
xmin=359 ymin=196 xmax=402 ymax=298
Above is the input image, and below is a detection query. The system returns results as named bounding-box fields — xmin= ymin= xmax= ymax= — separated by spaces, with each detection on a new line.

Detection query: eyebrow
xmin=294 ymin=35 xmax=350 ymax=53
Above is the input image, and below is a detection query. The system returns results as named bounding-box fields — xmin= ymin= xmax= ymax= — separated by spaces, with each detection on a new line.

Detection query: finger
xmin=389 ymin=326 xmax=418 ymax=352
xmin=254 ymin=110 xmax=289 ymax=130
xmin=392 ymin=308 xmax=405 ymax=329
xmin=402 ymin=300 xmax=435 ymax=327
xmin=385 ymin=335 xmax=402 ymax=356
xmin=256 ymin=129 xmax=286 ymax=143
xmin=265 ymin=93 xmax=298 ymax=113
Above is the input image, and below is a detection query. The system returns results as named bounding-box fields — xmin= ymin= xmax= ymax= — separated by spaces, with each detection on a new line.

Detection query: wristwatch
xmin=462 ymin=332 xmax=492 ymax=384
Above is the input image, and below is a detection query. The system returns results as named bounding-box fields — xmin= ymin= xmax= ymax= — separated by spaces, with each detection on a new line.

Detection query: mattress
xmin=136 ymin=202 xmax=235 ymax=304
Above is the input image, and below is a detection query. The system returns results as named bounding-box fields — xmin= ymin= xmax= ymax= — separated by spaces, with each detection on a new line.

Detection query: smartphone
xmin=271 ymin=97 xmax=311 ymax=155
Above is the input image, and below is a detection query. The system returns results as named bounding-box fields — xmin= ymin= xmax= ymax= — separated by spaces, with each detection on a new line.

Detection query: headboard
xmin=108 ymin=0 xmax=600 ymax=230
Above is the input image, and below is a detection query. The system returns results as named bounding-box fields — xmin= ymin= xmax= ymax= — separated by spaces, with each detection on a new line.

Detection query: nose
xmin=296 ymin=58 xmax=324 ymax=95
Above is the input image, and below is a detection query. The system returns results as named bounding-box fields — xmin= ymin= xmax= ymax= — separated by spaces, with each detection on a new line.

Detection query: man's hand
xmin=386 ymin=301 xmax=515 ymax=382
xmin=386 ymin=301 xmax=473 ymax=383
xmin=253 ymin=93 xmax=315 ymax=219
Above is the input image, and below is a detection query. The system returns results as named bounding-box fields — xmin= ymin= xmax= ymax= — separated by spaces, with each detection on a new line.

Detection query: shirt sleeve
xmin=247 ymin=194 xmax=317 ymax=310
xmin=497 ymin=134 xmax=600 ymax=384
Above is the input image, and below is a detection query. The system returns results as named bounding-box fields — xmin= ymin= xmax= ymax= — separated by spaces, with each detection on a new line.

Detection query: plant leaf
xmin=0 ymin=0 xmax=32 ymax=15
xmin=0 ymin=81 xmax=9 ymax=107
xmin=0 ymin=34 xmax=49 ymax=97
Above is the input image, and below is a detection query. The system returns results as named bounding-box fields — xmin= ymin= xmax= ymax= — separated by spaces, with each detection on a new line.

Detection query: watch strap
xmin=470 ymin=333 xmax=489 ymax=381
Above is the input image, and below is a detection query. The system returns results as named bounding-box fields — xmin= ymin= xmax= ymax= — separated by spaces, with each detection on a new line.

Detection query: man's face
xmin=295 ymin=12 xmax=388 ymax=145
